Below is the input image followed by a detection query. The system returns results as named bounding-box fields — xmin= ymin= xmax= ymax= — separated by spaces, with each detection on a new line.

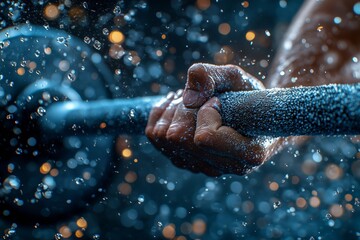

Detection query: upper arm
xmin=267 ymin=0 xmax=360 ymax=88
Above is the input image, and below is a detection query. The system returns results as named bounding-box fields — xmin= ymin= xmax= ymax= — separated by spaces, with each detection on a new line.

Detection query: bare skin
xmin=146 ymin=0 xmax=360 ymax=176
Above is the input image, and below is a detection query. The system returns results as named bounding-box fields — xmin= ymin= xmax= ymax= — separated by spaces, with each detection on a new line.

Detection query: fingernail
xmin=183 ymin=89 xmax=201 ymax=107
xmin=166 ymin=91 xmax=175 ymax=99
xmin=174 ymin=89 xmax=183 ymax=99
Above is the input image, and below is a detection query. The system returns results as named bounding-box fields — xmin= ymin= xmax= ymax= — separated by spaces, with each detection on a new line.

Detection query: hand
xmin=146 ymin=63 xmax=281 ymax=176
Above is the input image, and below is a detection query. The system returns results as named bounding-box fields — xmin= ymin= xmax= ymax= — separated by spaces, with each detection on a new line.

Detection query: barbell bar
xmin=40 ymin=83 xmax=360 ymax=138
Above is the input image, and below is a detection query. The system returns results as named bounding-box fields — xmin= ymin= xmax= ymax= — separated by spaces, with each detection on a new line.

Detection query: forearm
xmin=260 ymin=0 xmax=360 ymax=155
xmin=266 ymin=0 xmax=360 ymax=88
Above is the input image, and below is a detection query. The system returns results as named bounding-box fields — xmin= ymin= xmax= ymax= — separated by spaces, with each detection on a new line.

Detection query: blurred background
xmin=1 ymin=0 xmax=360 ymax=239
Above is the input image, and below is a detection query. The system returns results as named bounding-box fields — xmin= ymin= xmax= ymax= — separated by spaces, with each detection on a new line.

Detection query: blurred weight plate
xmin=0 ymin=24 xmax=117 ymax=222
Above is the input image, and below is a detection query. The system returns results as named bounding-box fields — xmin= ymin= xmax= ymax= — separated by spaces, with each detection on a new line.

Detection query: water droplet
xmin=115 ymin=69 xmax=121 ymax=75
xmin=333 ymin=17 xmax=342 ymax=24
xmin=15 ymin=148 xmax=23 ymax=155
xmin=93 ymin=234 xmax=101 ymax=240
xmin=102 ymin=28 xmax=109 ymax=35
xmin=138 ymin=195 xmax=145 ymax=203
xmin=325 ymin=213 xmax=332 ymax=220
xmin=54 ymin=233 xmax=63 ymax=240
xmin=43 ymin=23 xmax=50 ymax=30
xmin=75 ymin=177 xmax=85 ymax=185
xmin=273 ymin=200 xmax=281 ymax=209
xmin=68 ymin=73 xmax=76 ymax=82
xmin=265 ymin=30 xmax=271 ymax=36
xmin=83 ymin=2 xmax=88 ymax=9
xmin=129 ymin=109 xmax=135 ymax=118
xmin=14 ymin=198 xmax=24 ymax=206
xmin=84 ymin=36 xmax=91 ymax=44
xmin=4 ymin=175 xmax=21 ymax=190
xmin=57 ymin=37 xmax=65 ymax=44
xmin=34 ymin=50 xmax=41 ymax=57
xmin=37 ymin=106 xmax=46 ymax=116
xmin=93 ymin=40 xmax=101 ymax=50
xmin=291 ymin=77 xmax=298 ymax=83
xmin=113 ymin=5 xmax=121 ymax=15
xmin=46 ymin=189 xmax=53 ymax=198
xmin=5 ymin=228 xmax=16 ymax=238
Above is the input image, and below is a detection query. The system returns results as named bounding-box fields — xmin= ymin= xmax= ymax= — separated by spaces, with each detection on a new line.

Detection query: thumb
xmin=183 ymin=63 xmax=264 ymax=108
xmin=183 ymin=63 xmax=215 ymax=108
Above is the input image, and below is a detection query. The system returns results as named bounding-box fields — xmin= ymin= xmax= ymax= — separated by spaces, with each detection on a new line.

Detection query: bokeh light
xmin=245 ymin=31 xmax=256 ymax=41
xmin=40 ymin=162 xmax=51 ymax=174
xmin=196 ymin=0 xmax=211 ymax=10
xmin=43 ymin=4 xmax=60 ymax=20
xmin=162 ymin=224 xmax=176 ymax=239
xmin=109 ymin=30 xmax=125 ymax=44
xmin=218 ymin=23 xmax=231 ymax=35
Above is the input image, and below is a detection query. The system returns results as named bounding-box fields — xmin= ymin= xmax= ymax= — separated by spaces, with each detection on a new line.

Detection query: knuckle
xmin=187 ymin=63 xmax=207 ymax=82
xmin=166 ymin=124 xmax=192 ymax=142
xmin=194 ymin=129 xmax=214 ymax=147
xmin=153 ymin=122 xmax=169 ymax=138
xmin=166 ymin=127 xmax=182 ymax=142
xmin=188 ymin=63 xmax=205 ymax=74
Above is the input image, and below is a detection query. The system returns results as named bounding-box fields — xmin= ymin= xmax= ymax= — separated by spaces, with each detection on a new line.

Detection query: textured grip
xmin=218 ymin=84 xmax=360 ymax=137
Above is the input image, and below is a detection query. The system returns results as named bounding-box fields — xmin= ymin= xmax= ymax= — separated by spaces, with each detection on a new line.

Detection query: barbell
xmin=0 ymin=24 xmax=359 ymax=223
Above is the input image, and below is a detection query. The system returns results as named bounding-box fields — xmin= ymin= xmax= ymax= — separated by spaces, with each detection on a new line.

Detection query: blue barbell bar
xmin=41 ymin=83 xmax=360 ymax=138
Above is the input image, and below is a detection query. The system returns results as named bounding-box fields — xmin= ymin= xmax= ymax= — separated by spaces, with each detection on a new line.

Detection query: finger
xmin=219 ymin=64 xmax=265 ymax=91
xmin=183 ymin=63 xmax=215 ymax=108
xmin=163 ymin=101 xmax=223 ymax=176
xmin=194 ymin=97 xmax=266 ymax=166
xmin=164 ymin=102 xmax=202 ymax=169
xmin=166 ymin=102 xmax=197 ymax=144
xmin=183 ymin=63 xmax=265 ymax=108
xmin=145 ymin=91 xmax=175 ymax=139
xmin=153 ymin=90 xmax=183 ymax=139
